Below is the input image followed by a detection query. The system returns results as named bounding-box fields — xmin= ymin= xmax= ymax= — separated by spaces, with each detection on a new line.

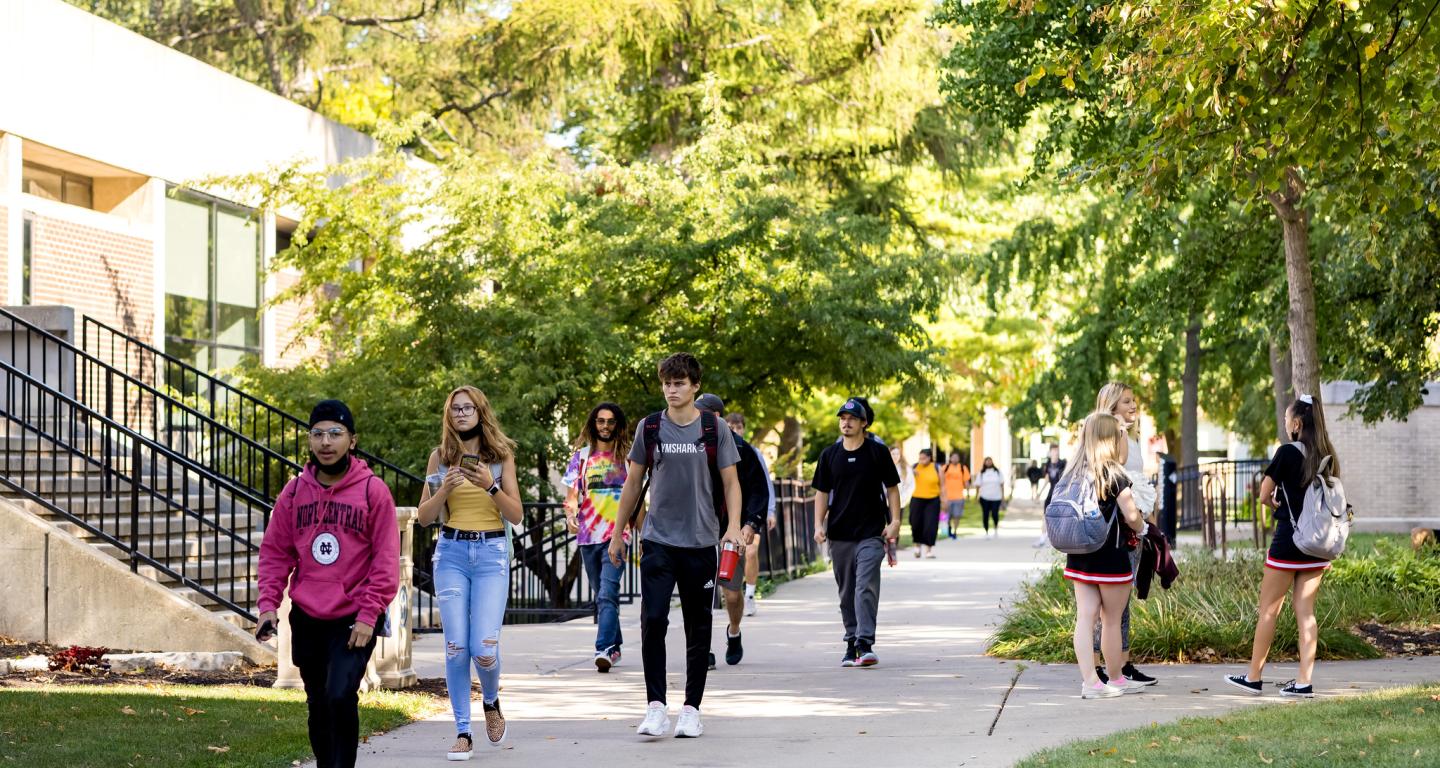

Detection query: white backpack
xmin=1279 ymin=444 xmax=1351 ymax=560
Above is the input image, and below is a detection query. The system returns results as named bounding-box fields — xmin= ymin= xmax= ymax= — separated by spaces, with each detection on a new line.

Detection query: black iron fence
xmin=412 ymin=478 xmax=822 ymax=629
xmin=1161 ymin=457 xmax=1270 ymax=556
xmin=0 ymin=359 xmax=269 ymax=621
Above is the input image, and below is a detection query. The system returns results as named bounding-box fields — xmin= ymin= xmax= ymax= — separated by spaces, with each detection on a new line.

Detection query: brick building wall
xmin=27 ymin=214 xmax=154 ymax=342
xmin=1324 ymin=393 xmax=1440 ymax=528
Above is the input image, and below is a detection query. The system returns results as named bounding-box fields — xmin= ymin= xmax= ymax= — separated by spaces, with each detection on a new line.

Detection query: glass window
xmin=22 ymin=163 xmax=93 ymax=208
xmin=163 ymin=190 xmax=262 ymax=380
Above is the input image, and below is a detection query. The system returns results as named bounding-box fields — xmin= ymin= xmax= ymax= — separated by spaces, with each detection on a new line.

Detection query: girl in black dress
xmin=1061 ymin=412 xmax=1146 ymax=699
xmin=1225 ymin=394 xmax=1341 ymax=699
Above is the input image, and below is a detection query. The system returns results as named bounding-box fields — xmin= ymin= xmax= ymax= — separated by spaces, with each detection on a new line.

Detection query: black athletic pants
xmin=980 ymin=498 xmax=1003 ymax=532
xmin=290 ymin=605 xmax=379 ymax=768
xmin=640 ymin=540 xmax=718 ymax=709
xmin=908 ymin=497 xmax=941 ymax=547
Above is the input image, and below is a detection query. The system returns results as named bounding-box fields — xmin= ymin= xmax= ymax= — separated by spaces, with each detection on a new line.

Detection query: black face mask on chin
xmin=311 ymin=451 xmax=352 ymax=477
xmin=458 ymin=425 xmax=483 ymax=441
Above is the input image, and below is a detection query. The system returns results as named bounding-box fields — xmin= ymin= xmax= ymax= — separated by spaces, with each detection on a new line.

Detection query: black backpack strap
xmin=700 ymin=411 xmax=726 ymax=519
xmin=643 ymin=412 xmax=663 ymax=468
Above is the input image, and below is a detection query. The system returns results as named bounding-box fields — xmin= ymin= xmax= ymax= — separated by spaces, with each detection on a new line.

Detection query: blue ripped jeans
xmin=434 ymin=535 xmax=509 ymax=737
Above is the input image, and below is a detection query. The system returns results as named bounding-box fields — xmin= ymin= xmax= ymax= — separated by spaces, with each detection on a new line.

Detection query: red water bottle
xmin=718 ymin=541 xmax=740 ymax=581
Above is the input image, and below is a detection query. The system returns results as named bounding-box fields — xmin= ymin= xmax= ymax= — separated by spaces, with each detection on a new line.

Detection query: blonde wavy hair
xmin=439 ymin=385 xmax=517 ymax=465
xmin=1063 ymin=412 xmax=1129 ymax=501
xmin=1095 ymin=381 xmax=1140 ymax=438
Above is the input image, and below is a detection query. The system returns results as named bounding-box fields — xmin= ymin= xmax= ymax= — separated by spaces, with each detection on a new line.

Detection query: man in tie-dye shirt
xmin=563 ymin=402 xmax=632 ymax=671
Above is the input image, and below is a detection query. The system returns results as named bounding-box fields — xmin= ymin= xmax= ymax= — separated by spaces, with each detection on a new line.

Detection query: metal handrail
xmin=79 ymin=314 xmax=423 ymax=503
xmin=1 ymin=359 xmax=268 ymax=620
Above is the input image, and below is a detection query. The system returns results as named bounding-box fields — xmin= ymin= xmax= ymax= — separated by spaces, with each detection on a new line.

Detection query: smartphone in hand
xmin=460 ymin=454 xmax=481 ymax=470
xmin=885 ymin=538 xmax=898 ymax=567
xmin=255 ymin=618 xmax=277 ymax=642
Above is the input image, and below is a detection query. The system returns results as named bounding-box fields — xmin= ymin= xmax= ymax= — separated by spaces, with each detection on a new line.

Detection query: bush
xmin=989 ymin=534 xmax=1439 ymax=663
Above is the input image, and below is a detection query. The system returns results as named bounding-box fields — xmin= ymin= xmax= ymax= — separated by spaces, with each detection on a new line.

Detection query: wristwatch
xmin=487 ymin=482 xmax=501 ymax=496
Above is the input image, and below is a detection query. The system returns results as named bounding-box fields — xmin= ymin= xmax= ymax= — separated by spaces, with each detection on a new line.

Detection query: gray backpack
xmin=1044 ymin=473 xmax=1114 ymax=555
xmin=1279 ymin=444 xmax=1351 ymax=560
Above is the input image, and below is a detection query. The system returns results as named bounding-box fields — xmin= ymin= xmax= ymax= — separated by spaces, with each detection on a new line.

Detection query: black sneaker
xmin=725 ymin=631 xmax=743 ymax=666
xmin=707 ymin=652 xmax=717 ymax=671
xmin=1096 ymin=666 xmax=1108 ymax=684
xmin=841 ymin=641 xmax=857 ymax=668
xmin=855 ymin=640 xmax=878 ymax=667
xmin=1224 ymin=674 xmax=1263 ymax=695
xmin=1123 ymin=663 xmax=1157 ymax=686
xmin=1279 ymin=680 xmax=1314 ymax=699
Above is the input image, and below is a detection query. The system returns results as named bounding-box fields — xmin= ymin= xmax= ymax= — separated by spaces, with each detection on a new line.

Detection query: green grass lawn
xmin=991 ymin=534 xmax=1440 ymax=663
xmin=1016 ymin=682 xmax=1440 ymax=767
xmin=0 ymin=683 xmax=439 ymax=768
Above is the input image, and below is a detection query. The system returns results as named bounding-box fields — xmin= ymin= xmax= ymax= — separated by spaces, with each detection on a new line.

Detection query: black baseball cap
xmin=837 ymin=397 xmax=868 ymax=424
xmin=696 ymin=393 xmax=725 ymax=414
xmin=308 ymin=399 xmax=355 ymax=433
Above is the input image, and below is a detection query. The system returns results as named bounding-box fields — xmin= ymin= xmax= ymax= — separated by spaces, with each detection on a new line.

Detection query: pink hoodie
xmin=257 ymin=458 xmax=400 ymax=628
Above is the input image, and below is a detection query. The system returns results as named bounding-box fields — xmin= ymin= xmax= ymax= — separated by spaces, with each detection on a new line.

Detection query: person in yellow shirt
xmin=909 ymin=449 xmax=944 ymax=558
xmin=943 ymin=452 xmax=971 ymax=540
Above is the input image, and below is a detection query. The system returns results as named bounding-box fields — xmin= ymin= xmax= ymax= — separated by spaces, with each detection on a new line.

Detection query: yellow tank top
xmin=913 ymin=463 xmax=941 ymax=499
xmin=446 ymin=480 xmax=503 ymax=531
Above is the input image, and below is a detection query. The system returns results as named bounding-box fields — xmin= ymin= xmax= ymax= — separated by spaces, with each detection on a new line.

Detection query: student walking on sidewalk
xmin=909 ymin=449 xmax=943 ymax=557
xmin=417 ymin=386 xmax=525 ymax=760
xmin=563 ymin=402 xmax=631 ymax=673
xmin=256 ymin=400 xmax=400 ymax=768
xmin=1060 ymin=412 xmax=1146 ymax=699
xmin=1092 ymin=382 xmax=1160 ymax=688
xmin=812 ymin=398 xmax=903 ymax=667
xmin=976 ymin=457 xmax=1007 ymax=538
xmin=943 ymin=451 xmax=970 ymax=539
xmin=610 ymin=353 xmax=744 ymax=739
xmin=727 ymin=411 xmax=777 ymax=619
xmin=1225 ymin=394 xmax=1342 ymax=699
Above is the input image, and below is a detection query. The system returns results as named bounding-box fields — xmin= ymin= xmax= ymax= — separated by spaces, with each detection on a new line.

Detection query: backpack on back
xmin=1044 ymin=473 xmax=1114 ymax=555
xmin=1279 ymin=444 xmax=1351 ymax=560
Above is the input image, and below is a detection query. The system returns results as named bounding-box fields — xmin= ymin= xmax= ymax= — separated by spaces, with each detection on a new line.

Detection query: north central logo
xmin=312 ymin=533 xmax=341 ymax=565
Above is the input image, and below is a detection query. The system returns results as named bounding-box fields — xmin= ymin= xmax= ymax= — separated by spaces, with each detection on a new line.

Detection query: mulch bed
xmin=1357 ymin=622 xmax=1440 ymax=656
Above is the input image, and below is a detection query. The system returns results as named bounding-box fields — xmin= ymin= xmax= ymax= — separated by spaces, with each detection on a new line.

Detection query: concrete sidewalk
xmin=330 ymin=507 xmax=1440 ymax=767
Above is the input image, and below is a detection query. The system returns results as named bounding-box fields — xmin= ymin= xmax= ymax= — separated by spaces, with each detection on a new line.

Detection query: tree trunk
xmin=776 ymin=416 xmax=803 ymax=477
xmin=1267 ymin=167 xmax=1321 ymax=399
xmin=536 ymin=448 xmax=550 ymax=502
xmin=1268 ymin=333 xmax=1293 ymax=442
xmin=1180 ymin=317 xmax=1201 ymax=466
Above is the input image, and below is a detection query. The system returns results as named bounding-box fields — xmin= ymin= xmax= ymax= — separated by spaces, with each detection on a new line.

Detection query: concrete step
xmin=92 ymin=530 xmax=261 ymax=561
xmin=139 ymin=554 xmax=260 ymax=585
xmin=47 ymin=510 xmax=265 ymax=540
xmin=6 ymin=493 xmax=225 ymax=517
xmin=172 ymin=583 xmax=261 ymax=612
xmin=1 ymin=453 xmax=110 ymax=474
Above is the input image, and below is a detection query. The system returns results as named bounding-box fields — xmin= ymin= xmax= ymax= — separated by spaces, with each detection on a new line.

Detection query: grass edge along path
xmin=1015 ymin=682 xmax=1440 ymax=767
xmin=0 ymin=683 xmax=441 ymax=768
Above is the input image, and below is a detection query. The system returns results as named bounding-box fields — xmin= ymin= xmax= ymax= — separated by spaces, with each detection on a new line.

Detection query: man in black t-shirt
xmin=811 ymin=397 xmax=902 ymax=667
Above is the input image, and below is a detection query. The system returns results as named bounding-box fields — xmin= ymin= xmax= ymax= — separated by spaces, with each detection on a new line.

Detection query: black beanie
xmin=308 ymin=399 xmax=355 ymax=433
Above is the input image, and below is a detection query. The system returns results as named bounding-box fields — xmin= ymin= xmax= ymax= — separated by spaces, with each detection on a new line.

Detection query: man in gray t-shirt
xmin=609 ymin=353 xmax=743 ymax=739
xmin=628 ymin=411 xmax=740 ymax=548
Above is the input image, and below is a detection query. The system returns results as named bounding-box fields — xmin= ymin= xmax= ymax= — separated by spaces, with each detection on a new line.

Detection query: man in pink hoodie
xmin=256 ymin=400 xmax=399 ymax=768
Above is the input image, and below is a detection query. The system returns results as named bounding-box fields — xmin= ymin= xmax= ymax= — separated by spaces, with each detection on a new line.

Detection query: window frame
xmin=21 ymin=161 xmax=94 ymax=209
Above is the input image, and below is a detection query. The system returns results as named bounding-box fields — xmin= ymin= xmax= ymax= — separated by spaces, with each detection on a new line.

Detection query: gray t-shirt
xmin=628 ymin=411 xmax=741 ymax=548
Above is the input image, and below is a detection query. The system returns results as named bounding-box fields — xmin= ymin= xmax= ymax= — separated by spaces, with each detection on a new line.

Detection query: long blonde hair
xmin=1062 ymin=412 xmax=1129 ymax=501
xmin=1095 ymin=381 xmax=1140 ymax=438
xmin=440 ymin=385 xmax=517 ymax=465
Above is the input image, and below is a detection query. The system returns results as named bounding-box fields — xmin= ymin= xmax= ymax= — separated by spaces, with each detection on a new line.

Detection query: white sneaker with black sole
xmin=673 ymin=705 xmax=703 ymax=738
xmin=744 ymin=595 xmax=757 ymax=616
xmin=1223 ymin=674 xmax=1264 ymax=695
xmin=636 ymin=702 xmax=670 ymax=737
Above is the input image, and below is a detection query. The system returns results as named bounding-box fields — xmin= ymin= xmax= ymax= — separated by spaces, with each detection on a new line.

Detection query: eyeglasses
xmin=308 ymin=427 xmax=349 ymax=440
xmin=595 ymin=418 xmax=618 ymax=426
xmin=450 ymin=405 xmax=477 ymax=416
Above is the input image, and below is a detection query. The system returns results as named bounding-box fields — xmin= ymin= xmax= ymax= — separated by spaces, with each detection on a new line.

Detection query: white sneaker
xmin=744 ymin=596 xmax=757 ymax=616
xmin=1081 ymin=680 xmax=1123 ymax=699
xmin=1109 ymin=676 xmax=1145 ymax=694
xmin=673 ymin=705 xmax=703 ymax=738
xmin=636 ymin=702 xmax=669 ymax=737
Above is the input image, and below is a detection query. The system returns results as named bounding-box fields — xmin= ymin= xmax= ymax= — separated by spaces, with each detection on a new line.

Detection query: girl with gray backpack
xmin=1224 ymin=394 xmax=1345 ymax=700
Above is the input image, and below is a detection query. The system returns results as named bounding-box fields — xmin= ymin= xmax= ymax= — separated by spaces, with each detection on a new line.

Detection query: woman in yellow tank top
xmin=908 ymin=449 xmax=944 ymax=558
xmin=418 ymin=386 xmax=523 ymax=759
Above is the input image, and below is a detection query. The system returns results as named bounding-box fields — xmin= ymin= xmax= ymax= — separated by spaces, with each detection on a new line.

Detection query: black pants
xmin=909 ymin=497 xmax=941 ymax=547
xmin=980 ymin=498 xmax=1003 ymax=532
xmin=290 ymin=605 xmax=379 ymax=768
xmin=640 ymin=541 xmax=717 ymax=709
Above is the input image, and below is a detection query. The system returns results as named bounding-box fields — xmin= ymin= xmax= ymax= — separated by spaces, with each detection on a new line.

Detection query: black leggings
xmin=908 ymin=497 xmax=941 ymax=547
xmin=639 ymin=541 xmax=717 ymax=709
xmin=289 ymin=606 xmax=378 ymax=768
xmin=980 ymin=499 xmax=1003 ymax=532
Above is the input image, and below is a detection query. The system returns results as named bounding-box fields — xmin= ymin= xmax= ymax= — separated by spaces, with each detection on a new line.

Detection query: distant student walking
xmin=1061 ymin=413 xmax=1146 ymax=699
xmin=943 ymin=452 xmax=970 ymax=539
xmin=909 ymin=449 xmax=943 ymax=558
xmin=563 ymin=402 xmax=631 ymax=673
xmin=417 ymin=386 xmax=524 ymax=760
xmin=1225 ymin=394 xmax=1341 ymax=699
xmin=812 ymin=398 xmax=903 ymax=667
xmin=975 ymin=458 xmax=1006 ymax=538
xmin=256 ymin=400 xmax=399 ymax=768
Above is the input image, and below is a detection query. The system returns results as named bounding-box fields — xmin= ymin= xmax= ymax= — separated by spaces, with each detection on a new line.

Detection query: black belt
xmin=441 ymin=526 xmax=507 ymax=541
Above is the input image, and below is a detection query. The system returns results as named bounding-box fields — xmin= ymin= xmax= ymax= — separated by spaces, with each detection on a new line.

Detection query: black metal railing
xmin=411 ymin=477 xmax=822 ymax=629
xmin=80 ymin=314 xmax=422 ymax=505
xmin=0 ymin=359 xmax=270 ymax=621
xmin=1163 ymin=458 xmax=1270 ymax=556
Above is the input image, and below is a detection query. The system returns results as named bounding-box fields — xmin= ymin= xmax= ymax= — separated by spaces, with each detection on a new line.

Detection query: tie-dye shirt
xmin=562 ymin=447 xmax=630 ymax=546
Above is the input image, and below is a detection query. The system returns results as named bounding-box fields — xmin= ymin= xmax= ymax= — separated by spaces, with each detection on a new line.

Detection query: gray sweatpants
xmin=830 ymin=537 xmax=885 ymax=645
